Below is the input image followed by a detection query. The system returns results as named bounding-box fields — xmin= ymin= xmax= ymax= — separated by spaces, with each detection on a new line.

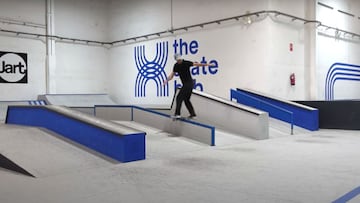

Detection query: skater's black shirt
xmin=173 ymin=60 xmax=193 ymax=84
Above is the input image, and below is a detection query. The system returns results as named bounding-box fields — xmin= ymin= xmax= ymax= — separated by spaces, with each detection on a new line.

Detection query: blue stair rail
xmin=231 ymin=89 xmax=294 ymax=134
xmin=231 ymin=88 xmax=319 ymax=131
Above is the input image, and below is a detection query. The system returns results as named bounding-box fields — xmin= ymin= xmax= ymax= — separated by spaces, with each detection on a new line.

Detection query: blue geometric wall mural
xmin=325 ymin=63 xmax=360 ymax=100
xmin=134 ymin=41 xmax=169 ymax=97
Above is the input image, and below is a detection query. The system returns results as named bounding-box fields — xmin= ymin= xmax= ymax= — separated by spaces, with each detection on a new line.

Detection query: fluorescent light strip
xmin=318 ymin=2 xmax=334 ymax=9
xmin=338 ymin=10 xmax=355 ymax=17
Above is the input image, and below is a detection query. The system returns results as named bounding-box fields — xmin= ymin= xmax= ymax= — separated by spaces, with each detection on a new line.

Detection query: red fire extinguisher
xmin=290 ymin=73 xmax=295 ymax=86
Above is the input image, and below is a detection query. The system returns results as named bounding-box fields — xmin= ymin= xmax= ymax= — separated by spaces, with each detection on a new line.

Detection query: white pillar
xmin=46 ymin=0 xmax=56 ymax=94
xmin=304 ymin=0 xmax=317 ymax=100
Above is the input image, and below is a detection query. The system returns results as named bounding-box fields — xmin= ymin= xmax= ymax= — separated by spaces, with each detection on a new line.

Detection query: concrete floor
xmin=0 ymin=121 xmax=359 ymax=203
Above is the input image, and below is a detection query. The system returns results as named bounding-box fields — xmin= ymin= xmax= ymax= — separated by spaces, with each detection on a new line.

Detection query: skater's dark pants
xmin=175 ymin=81 xmax=196 ymax=116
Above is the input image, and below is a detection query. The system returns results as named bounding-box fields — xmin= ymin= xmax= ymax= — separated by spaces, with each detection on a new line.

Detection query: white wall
xmin=1 ymin=0 xmax=359 ymax=102
xmin=53 ymin=0 xmax=110 ymax=94
xmin=109 ymin=0 xmax=171 ymax=41
xmin=0 ymin=0 xmax=46 ymax=100
xmin=0 ymin=36 xmax=47 ymax=100
xmin=0 ymin=0 xmax=45 ymax=24
xmin=54 ymin=0 xmax=109 ymax=41
xmin=172 ymin=0 xmax=268 ymax=28
xmin=0 ymin=0 xmax=110 ymax=99
xmin=109 ymin=38 xmax=172 ymax=105
xmin=54 ymin=43 xmax=109 ymax=94
xmin=108 ymin=0 xmax=310 ymax=105
xmin=316 ymin=0 xmax=360 ymax=100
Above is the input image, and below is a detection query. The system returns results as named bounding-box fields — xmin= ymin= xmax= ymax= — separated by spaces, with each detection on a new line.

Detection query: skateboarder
xmin=164 ymin=53 xmax=213 ymax=119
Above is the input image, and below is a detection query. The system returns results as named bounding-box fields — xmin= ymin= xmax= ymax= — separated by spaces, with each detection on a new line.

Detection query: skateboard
xmin=170 ymin=115 xmax=196 ymax=121
xmin=171 ymin=115 xmax=186 ymax=121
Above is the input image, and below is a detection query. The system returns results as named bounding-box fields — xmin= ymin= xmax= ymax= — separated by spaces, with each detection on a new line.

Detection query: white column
xmin=46 ymin=0 xmax=56 ymax=94
xmin=304 ymin=0 xmax=317 ymax=100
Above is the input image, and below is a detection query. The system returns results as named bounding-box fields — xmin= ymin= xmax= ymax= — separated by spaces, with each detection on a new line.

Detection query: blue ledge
xmin=6 ymin=105 xmax=146 ymax=163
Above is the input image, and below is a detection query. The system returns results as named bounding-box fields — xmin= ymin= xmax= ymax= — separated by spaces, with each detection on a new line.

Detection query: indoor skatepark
xmin=1 ymin=1 xmax=360 ymax=203
xmin=1 ymin=92 xmax=359 ymax=203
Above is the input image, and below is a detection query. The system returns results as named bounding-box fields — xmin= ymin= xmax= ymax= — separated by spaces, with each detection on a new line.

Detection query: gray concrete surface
xmin=37 ymin=94 xmax=117 ymax=115
xmin=38 ymin=94 xmax=116 ymax=107
xmin=96 ymin=106 xmax=215 ymax=145
xmin=170 ymin=89 xmax=270 ymax=140
xmin=0 ymin=124 xmax=113 ymax=178
xmin=0 ymin=121 xmax=359 ymax=203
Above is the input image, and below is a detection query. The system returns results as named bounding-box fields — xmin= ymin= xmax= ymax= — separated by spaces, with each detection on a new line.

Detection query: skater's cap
xmin=174 ymin=53 xmax=182 ymax=60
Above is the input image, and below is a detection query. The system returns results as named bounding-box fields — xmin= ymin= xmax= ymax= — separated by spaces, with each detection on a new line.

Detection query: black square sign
xmin=0 ymin=51 xmax=28 ymax=83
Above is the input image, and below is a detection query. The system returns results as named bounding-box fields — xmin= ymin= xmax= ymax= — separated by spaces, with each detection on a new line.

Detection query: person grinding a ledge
xmin=164 ymin=53 xmax=213 ymax=119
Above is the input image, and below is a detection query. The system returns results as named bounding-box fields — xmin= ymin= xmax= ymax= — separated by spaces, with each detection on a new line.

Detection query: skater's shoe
xmin=171 ymin=115 xmax=182 ymax=119
xmin=188 ymin=115 xmax=197 ymax=119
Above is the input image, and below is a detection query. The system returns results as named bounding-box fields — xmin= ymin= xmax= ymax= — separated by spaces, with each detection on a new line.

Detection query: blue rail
xmin=231 ymin=89 xmax=319 ymax=131
xmin=230 ymin=89 xmax=294 ymax=134
xmin=95 ymin=105 xmax=216 ymax=146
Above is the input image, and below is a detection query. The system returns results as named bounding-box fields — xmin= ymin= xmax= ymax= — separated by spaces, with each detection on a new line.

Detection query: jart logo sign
xmin=0 ymin=51 xmax=28 ymax=83
xmin=134 ymin=38 xmax=219 ymax=97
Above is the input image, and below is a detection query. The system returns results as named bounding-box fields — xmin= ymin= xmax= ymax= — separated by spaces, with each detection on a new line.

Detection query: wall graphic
xmin=134 ymin=42 xmax=169 ymax=97
xmin=0 ymin=51 xmax=28 ymax=83
xmin=325 ymin=63 xmax=360 ymax=100
xmin=134 ymin=38 xmax=219 ymax=98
